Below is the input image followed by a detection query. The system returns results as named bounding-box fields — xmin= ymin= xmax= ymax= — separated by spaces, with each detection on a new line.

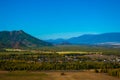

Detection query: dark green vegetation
xmin=0 ymin=30 xmax=52 ymax=48
xmin=0 ymin=49 xmax=120 ymax=78
xmin=95 ymin=69 xmax=120 ymax=78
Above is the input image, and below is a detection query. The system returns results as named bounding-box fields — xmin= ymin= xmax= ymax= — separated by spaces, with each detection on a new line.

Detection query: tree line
xmin=0 ymin=60 xmax=119 ymax=71
xmin=0 ymin=52 xmax=120 ymax=78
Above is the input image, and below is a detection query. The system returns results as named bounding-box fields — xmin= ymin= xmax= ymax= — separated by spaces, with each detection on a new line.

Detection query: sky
xmin=0 ymin=0 xmax=120 ymax=39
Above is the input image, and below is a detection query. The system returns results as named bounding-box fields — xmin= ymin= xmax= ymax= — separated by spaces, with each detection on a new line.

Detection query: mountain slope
xmin=46 ymin=33 xmax=120 ymax=45
xmin=0 ymin=30 xmax=52 ymax=48
xmin=46 ymin=38 xmax=66 ymax=44
xmin=68 ymin=33 xmax=120 ymax=44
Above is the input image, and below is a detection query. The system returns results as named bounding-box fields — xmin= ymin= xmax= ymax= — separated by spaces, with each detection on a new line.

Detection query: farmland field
xmin=0 ymin=71 xmax=119 ymax=80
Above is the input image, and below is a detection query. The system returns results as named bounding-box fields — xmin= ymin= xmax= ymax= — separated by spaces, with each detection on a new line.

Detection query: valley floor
xmin=0 ymin=71 xmax=119 ymax=80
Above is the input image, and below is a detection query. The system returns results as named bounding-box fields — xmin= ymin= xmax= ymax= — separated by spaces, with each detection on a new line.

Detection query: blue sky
xmin=0 ymin=0 xmax=120 ymax=39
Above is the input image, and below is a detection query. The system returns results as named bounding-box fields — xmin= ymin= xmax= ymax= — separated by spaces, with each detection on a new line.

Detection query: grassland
xmin=0 ymin=45 xmax=120 ymax=79
xmin=0 ymin=71 xmax=119 ymax=80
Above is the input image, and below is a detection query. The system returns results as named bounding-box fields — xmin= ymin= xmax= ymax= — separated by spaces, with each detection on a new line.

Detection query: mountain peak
xmin=18 ymin=30 xmax=24 ymax=33
xmin=0 ymin=30 xmax=52 ymax=48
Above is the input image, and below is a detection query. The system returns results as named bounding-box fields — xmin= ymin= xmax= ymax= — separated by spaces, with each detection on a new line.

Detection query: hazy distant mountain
xmin=46 ymin=33 xmax=120 ymax=45
xmin=0 ymin=30 xmax=52 ymax=48
xmin=46 ymin=38 xmax=66 ymax=44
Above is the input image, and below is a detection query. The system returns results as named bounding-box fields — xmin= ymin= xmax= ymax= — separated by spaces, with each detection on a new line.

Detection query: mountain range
xmin=0 ymin=30 xmax=52 ymax=48
xmin=0 ymin=30 xmax=120 ymax=49
xmin=46 ymin=33 xmax=120 ymax=45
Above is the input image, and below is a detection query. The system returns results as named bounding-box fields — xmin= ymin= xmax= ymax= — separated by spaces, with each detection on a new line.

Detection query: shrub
xmin=95 ymin=69 xmax=99 ymax=73
xmin=61 ymin=72 xmax=65 ymax=75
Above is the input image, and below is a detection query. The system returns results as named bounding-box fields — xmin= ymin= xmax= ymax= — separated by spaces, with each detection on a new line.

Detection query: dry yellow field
xmin=0 ymin=71 xmax=119 ymax=80
xmin=57 ymin=51 xmax=102 ymax=55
